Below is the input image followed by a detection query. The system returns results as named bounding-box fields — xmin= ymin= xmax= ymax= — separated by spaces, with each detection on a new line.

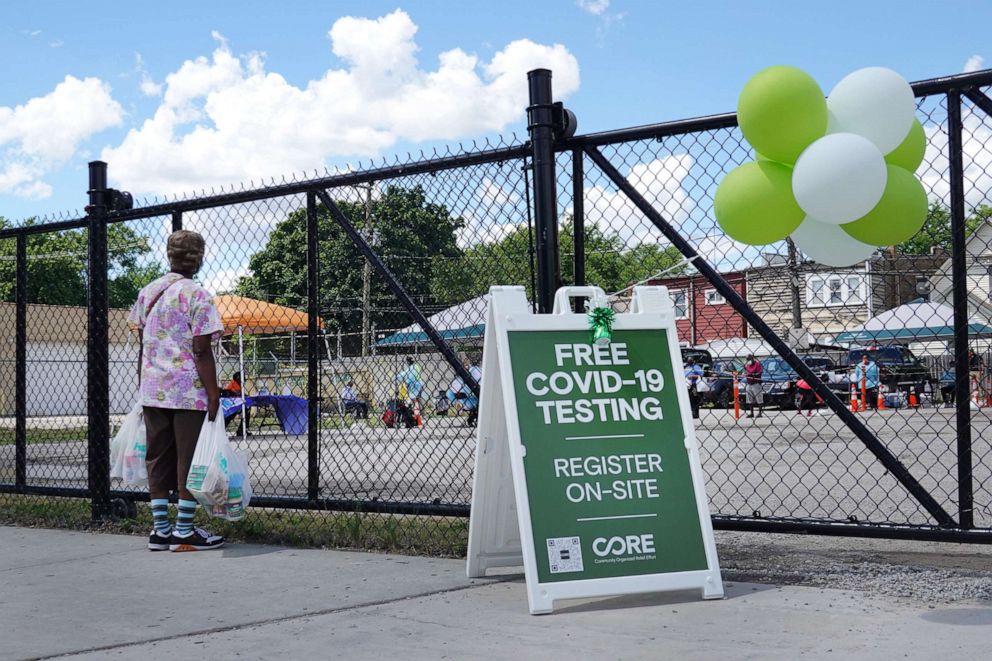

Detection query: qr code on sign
xmin=546 ymin=536 xmax=583 ymax=574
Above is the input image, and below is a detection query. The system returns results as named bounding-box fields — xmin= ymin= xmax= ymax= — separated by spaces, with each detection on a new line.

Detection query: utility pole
xmin=786 ymin=237 xmax=802 ymax=330
xmin=360 ymin=183 xmax=373 ymax=356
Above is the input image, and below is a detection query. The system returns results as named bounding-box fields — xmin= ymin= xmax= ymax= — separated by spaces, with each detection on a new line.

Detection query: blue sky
xmin=0 ymin=0 xmax=988 ymax=222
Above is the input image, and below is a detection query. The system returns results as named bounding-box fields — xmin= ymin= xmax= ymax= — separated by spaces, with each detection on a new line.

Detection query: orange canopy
xmin=215 ymin=294 xmax=323 ymax=335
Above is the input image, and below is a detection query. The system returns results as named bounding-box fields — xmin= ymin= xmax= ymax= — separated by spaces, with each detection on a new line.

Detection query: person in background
xmin=221 ymin=371 xmax=250 ymax=433
xmin=435 ymin=389 xmax=451 ymax=416
xmin=940 ymin=367 xmax=956 ymax=408
xmin=128 ymin=230 xmax=225 ymax=552
xmin=221 ymin=372 xmax=242 ymax=396
xmin=463 ymin=357 xmax=483 ymax=427
xmin=969 ymin=349 xmax=985 ymax=401
xmin=796 ymin=378 xmax=817 ymax=417
xmin=340 ymin=381 xmax=369 ymax=419
xmin=684 ymin=357 xmax=703 ymax=420
xmin=853 ymin=353 xmax=880 ymax=411
xmin=396 ymin=356 xmax=424 ymax=411
xmin=744 ymin=354 xmax=764 ymax=418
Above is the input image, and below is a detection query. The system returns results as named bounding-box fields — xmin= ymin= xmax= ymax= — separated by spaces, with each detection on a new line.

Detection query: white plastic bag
xmin=109 ymin=401 xmax=147 ymax=488
xmin=186 ymin=416 xmax=252 ymax=521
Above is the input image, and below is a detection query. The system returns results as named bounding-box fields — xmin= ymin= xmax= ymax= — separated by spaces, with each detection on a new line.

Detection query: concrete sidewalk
xmin=2 ymin=527 xmax=991 ymax=660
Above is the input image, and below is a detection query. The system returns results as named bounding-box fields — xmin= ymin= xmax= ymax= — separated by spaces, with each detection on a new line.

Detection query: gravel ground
xmin=715 ymin=530 xmax=992 ymax=604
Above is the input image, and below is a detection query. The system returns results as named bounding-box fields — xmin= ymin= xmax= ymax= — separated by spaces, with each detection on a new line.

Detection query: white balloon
xmin=827 ymin=67 xmax=916 ymax=154
xmin=792 ymin=133 xmax=887 ymax=224
xmin=791 ymin=216 xmax=878 ymax=266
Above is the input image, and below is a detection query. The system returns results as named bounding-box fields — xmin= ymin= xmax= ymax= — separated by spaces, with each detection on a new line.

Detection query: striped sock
xmin=176 ymin=499 xmax=198 ymax=535
xmin=151 ymin=499 xmax=171 ymax=536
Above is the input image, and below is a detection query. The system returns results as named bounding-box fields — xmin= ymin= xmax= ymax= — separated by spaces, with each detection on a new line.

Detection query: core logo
xmin=592 ymin=534 xmax=656 ymax=557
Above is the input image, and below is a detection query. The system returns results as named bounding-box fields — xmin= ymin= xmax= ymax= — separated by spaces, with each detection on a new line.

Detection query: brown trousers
xmin=143 ymin=407 xmax=206 ymax=494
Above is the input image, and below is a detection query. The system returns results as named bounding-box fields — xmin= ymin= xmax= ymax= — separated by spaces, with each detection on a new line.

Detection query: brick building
xmin=646 ymin=272 xmax=747 ymax=346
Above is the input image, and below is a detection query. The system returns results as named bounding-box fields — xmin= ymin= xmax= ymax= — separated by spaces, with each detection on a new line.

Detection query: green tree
xmin=433 ymin=218 xmax=688 ymax=303
xmin=236 ymin=185 xmax=465 ymax=334
xmin=0 ymin=218 xmax=163 ymax=307
xmin=897 ymin=202 xmax=989 ymax=255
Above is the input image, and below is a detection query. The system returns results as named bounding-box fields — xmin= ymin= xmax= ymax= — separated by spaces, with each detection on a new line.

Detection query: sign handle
xmin=551 ymin=286 xmax=607 ymax=314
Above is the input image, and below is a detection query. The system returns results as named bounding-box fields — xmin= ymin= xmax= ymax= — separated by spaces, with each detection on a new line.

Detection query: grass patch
xmin=0 ymin=494 xmax=469 ymax=557
xmin=0 ymin=427 xmax=88 ymax=446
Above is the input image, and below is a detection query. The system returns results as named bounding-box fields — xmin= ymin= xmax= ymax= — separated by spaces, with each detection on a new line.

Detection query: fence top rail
xmin=0 ymin=217 xmax=88 ymax=240
xmin=4 ymin=68 xmax=992 ymax=238
xmin=562 ymin=67 xmax=992 ymax=149
xmin=0 ymin=143 xmax=530 ymax=238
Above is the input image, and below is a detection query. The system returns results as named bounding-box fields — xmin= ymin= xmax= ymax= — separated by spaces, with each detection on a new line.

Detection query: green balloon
xmin=714 ymin=161 xmax=805 ymax=245
xmin=884 ymin=119 xmax=926 ymax=172
xmin=738 ymin=65 xmax=828 ymax=164
xmin=841 ymin=165 xmax=928 ymax=245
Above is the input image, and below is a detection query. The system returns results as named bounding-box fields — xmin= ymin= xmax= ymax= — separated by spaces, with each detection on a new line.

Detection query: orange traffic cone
xmin=908 ymin=385 xmax=919 ymax=408
xmin=850 ymin=383 xmax=859 ymax=413
xmin=877 ymin=384 xmax=886 ymax=410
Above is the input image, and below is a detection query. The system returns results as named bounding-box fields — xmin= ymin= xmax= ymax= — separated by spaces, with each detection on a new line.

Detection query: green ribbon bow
xmin=587 ymin=306 xmax=616 ymax=346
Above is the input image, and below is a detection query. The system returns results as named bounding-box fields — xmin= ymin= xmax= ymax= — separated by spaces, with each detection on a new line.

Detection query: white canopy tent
xmin=834 ymin=302 xmax=992 ymax=345
xmin=698 ymin=337 xmax=776 ymax=360
xmin=376 ymin=294 xmax=492 ymax=347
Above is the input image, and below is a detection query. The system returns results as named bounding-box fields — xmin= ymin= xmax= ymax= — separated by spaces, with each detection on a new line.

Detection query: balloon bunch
xmin=715 ymin=66 xmax=927 ymax=267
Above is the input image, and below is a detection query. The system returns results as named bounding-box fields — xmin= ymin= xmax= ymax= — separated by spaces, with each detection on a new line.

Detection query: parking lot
xmin=3 ymin=402 xmax=990 ymax=530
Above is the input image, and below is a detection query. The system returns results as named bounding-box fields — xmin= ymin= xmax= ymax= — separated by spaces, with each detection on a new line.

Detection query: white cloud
xmin=695 ymin=235 xmax=755 ymax=269
xmin=583 ymin=155 xmax=695 ymax=245
xmin=456 ymin=217 xmax=524 ymax=249
xmin=477 ymin=178 xmax=521 ymax=207
xmin=102 ymin=10 xmax=580 ymax=197
xmin=577 ymin=0 xmax=610 ymax=15
xmin=135 ymin=52 xmax=163 ymax=96
xmin=201 ymin=266 xmax=248 ymax=294
xmin=964 ymin=55 xmax=985 ymax=73
xmin=49 ymin=39 xmax=63 ymax=49
xmin=0 ymin=75 xmax=123 ymax=198
xmin=920 ymin=108 xmax=992 ymax=208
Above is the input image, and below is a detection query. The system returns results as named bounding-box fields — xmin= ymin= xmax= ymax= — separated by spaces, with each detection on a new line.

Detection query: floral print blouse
xmin=127 ymin=273 xmax=224 ymax=410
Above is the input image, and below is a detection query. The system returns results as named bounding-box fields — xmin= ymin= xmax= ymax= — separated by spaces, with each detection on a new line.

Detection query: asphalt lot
xmin=2 ymin=405 xmax=991 ymax=529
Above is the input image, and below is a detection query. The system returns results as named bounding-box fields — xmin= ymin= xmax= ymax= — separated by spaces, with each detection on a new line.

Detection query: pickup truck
xmin=845 ymin=346 xmax=931 ymax=394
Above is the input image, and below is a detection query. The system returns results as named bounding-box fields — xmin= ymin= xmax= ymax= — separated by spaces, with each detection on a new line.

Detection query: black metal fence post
xmin=572 ymin=148 xmax=585 ymax=290
xmin=14 ymin=233 xmax=27 ymax=491
xmin=306 ymin=192 xmax=320 ymax=501
xmin=171 ymin=211 xmax=182 ymax=233
xmin=527 ymin=69 xmax=560 ymax=313
xmin=947 ymin=89 xmax=974 ymax=529
xmin=86 ymin=161 xmax=111 ymax=520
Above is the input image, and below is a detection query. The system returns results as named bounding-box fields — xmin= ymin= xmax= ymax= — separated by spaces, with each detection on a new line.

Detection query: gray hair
xmin=167 ymin=230 xmax=205 ymax=274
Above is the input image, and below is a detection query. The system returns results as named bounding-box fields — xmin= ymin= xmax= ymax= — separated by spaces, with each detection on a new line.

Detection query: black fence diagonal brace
xmin=314 ymin=189 xmax=480 ymax=396
xmin=584 ymin=145 xmax=956 ymax=528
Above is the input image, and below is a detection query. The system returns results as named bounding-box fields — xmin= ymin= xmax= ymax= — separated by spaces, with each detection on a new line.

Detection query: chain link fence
xmin=2 ymin=70 xmax=992 ymax=548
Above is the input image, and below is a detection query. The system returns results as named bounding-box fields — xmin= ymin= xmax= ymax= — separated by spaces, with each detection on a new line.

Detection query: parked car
xmin=698 ymin=358 xmax=744 ymax=408
xmin=697 ymin=354 xmax=842 ymax=409
xmin=759 ymin=357 xmax=801 ymax=408
xmin=768 ymin=354 xmax=851 ymax=409
xmin=845 ymin=346 xmax=931 ymax=395
xmin=680 ymin=347 xmax=713 ymax=370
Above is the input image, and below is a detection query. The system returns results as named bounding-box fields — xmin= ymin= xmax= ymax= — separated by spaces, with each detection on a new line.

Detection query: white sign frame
xmin=467 ymin=285 xmax=723 ymax=614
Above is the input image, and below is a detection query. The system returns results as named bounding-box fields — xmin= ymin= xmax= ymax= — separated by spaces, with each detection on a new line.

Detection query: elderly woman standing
xmin=128 ymin=230 xmax=225 ymax=552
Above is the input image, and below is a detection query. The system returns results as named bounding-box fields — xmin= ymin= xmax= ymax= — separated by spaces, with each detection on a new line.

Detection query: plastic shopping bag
xmin=109 ymin=401 xmax=147 ymax=488
xmin=186 ymin=416 xmax=252 ymax=521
